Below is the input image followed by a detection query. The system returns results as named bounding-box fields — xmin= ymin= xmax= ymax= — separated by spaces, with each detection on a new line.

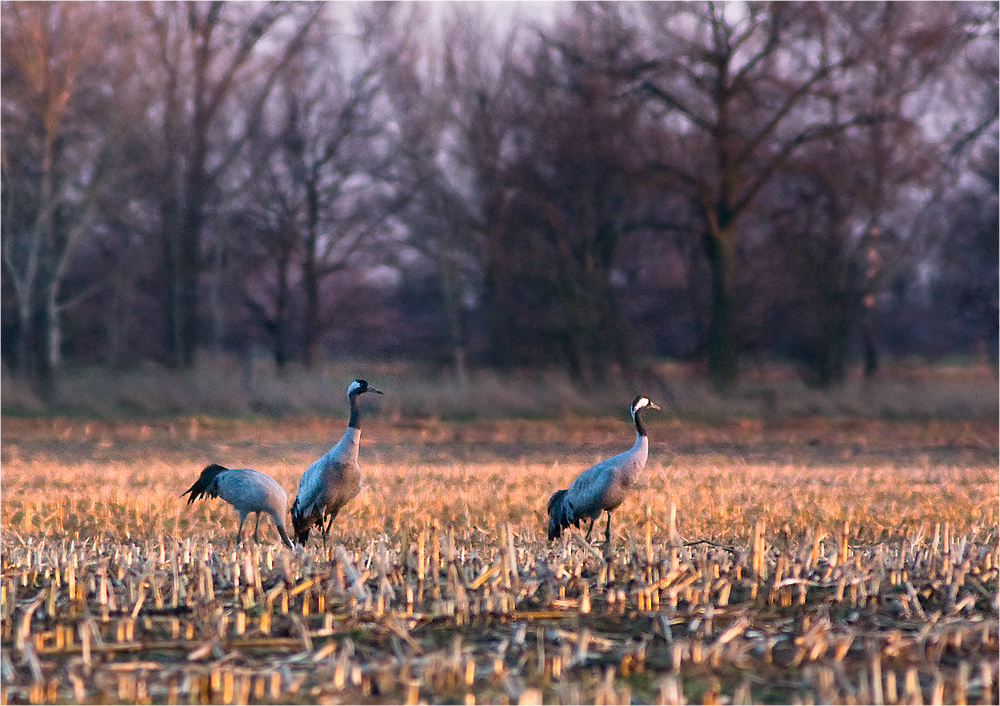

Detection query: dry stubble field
xmin=1 ymin=412 xmax=997 ymax=704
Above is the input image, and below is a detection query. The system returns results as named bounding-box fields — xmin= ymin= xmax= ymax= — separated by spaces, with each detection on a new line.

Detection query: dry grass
xmin=2 ymin=358 xmax=997 ymax=421
xmin=1 ymin=414 xmax=997 ymax=704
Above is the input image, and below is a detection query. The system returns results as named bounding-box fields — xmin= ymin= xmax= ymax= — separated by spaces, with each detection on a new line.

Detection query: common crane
xmin=547 ymin=395 xmax=660 ymax=545
xmin=291 ymin=379 xmax=382 ymax=545
xmin=181 ymin=464 xmax=294 ymax=548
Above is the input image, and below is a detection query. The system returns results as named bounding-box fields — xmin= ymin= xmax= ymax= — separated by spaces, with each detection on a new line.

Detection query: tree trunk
xmin=609 ymin=297 xmax=637 ymax=383
xmin=565 ymin=321 xmax=596 ymax=386
xmin=162 ymin=203 xmax=184 ymax=368
xmin=159 ymin=44 xmax=185 ymax=368
xmin=483 ymin=225 xmax=516 ymax=368
xmin=703 ymin=225 xmax=738 ymax=391
xmin=176 ymin=116 xmax=210 ymax=368
xmin=862 ymin=319 xmax=879 ymax=378
xmin=302 ymin=179 xmax=321 ymax=368
xmin=106 ymin=264 xmax=127 ymax=368
xmin=439 ymin=225 xmax=469 ymax=385
xmin=273 ymin=245 xmax=292 ymax=370
xmin=178 ymin=221 xmax=200 ymax=369
xmin=28 ymin=302 xmax=54 ymax=400
xmin=814 ymin=296 xmax=850 ymax=388
xmin=46 ymin=293 xmax=61 ymax=370
xmin=25 ymin=103 xmax=58 ymax=397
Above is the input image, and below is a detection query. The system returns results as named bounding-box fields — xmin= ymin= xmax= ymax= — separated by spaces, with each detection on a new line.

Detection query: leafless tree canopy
xmin=2 ymin=1 xmax=996 ymax=390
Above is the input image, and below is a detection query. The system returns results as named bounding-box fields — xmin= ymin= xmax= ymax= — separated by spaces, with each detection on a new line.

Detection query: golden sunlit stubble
xmin=1 ymin=416 xmax=997 ymax=704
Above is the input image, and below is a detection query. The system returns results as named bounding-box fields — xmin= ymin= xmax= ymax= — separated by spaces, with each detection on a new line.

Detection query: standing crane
xmin=291 ymin=379 xmax=382 ymax=545
xmin=547 ymin=396 xmax=660 ymax=545
xmin=182 ymin=464 xmax=294 ymax=548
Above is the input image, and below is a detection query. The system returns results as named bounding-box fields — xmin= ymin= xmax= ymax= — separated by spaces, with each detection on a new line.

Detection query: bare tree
xmin=2 ymin=1 xmax=994 ymax=381
xmin=843 ymin=4 xmax=975 ymax=377
xmin=918 ymin=2 xmax=999 ymax=367
xmin=228 ymin=208 xmax=303 ymax=369
xmin=227 ymin=4 xmax=407 ymax=368
xmin=141 ymin=1 xmax=318 ymax=368
xmin=496 ymin=6 xmax=656 ymax=383
xmin=1 ymin=3 xmax=147 ymax=392
xmin=749 ymin=3 xmax=969 ymax=385
xmin=381 ymin=4 xmax=523 ymax=380
xmin=626 ymin=3 xmax=880 ymax=388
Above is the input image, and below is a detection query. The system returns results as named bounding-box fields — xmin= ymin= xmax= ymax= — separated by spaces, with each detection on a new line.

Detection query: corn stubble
xmin=1 ymin=417 xmax=997 ymax=704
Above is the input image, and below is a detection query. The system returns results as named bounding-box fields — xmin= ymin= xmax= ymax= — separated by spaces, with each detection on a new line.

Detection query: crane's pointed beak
xmin=370 ymin=387 xmax=383 ymax=395
xmin=648 ymin=402 xmax=660 ymax=410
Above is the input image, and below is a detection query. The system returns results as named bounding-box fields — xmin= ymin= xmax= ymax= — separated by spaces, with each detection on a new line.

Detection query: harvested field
xmin=1 ymin=415 xmax=997 ymax=704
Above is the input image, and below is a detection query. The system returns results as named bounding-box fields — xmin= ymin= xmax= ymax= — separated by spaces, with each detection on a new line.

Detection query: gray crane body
xmin=565 ymin=434 xmax=648 ymax=518
xmin=182 ymin=464 xmax=293 ymax=548
xmin=292 ymin=427 xmax=362 ymax=542
xmin=291 ymin=379 xmax=381 ymax=545
xmin=548 ymin=396 xmax=659 ymax=543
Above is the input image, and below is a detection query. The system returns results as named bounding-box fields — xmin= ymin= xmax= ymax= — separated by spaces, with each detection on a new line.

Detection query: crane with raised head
xmin=291 ymin=379 xmax=382 ymax=545
xmin=547 ymin=395 xmax=660 ymax=545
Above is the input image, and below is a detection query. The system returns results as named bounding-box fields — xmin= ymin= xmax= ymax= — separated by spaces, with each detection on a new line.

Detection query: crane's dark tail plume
xmin=547 ymin=488 xmax=577 ymax=541
xmin=181 ymin=463 xmax=228 ymax=503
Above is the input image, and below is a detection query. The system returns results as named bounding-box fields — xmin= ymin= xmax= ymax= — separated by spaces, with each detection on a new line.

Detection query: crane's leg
xmin=253 ymin=513 xmax=262 ymax=543
xmin=604 ymin=511 xmax=612 ymax=545
xmin=236 ymin=512 xmax=248 ymax=546
xmin=324 ymin=514 xmax=335 ymax=541
xmin=585 ymin=518 xmax=596 ymax=542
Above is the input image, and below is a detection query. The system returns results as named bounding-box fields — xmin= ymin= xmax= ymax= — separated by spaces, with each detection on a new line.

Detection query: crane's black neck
xmin=633 ymin=407 xmax=649 ymax=438
xmin=348 ymin=393 xmax=362 ymax=429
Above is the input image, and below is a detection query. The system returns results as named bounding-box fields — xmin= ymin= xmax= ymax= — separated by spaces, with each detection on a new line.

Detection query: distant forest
xmin=2 ymin=2 xmax=997 ymax=394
